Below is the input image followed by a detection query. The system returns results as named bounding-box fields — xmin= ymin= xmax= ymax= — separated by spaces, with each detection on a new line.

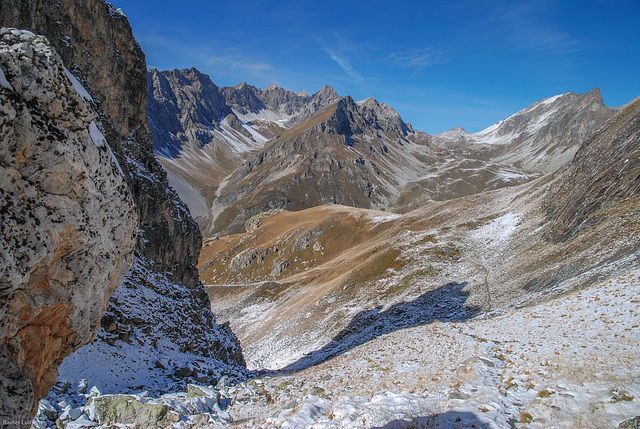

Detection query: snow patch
xmin=234 ymin=108 xmax=293 ymax=124
xmin=88 ymin=121 xmax=106 ymax=147
xmin=540 ymin=93 xmax=565 ymax=105
xmin=472 ymin=212 xmax=520 ymax=244
xmin=165 ymin=170 xmax=209 ymax=219
xmin=369 ymin=212 xmax=401 ymax=223
xmin=55 ymin=256 xmax=246 ymax=395
xmin=107 ymin=3 xmax=126 ymax=18
xmin=88 ymin=122 xmax=124 ymax=175
xmin=0 ymin=66 xmax=13 ymax=91
xmin=63 ymin=67 xmax=93 ymax=101
xmin=356 ymin=97 xmax=375 ymax=106
xmin=525 ymin=108 xmax=555 ymax=134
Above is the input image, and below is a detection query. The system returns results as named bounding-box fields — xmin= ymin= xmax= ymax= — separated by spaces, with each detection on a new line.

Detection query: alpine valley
xmin=0 ymin=1 xmax=639 ymax=428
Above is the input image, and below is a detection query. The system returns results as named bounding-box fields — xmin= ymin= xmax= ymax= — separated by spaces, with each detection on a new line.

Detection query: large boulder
xmin=0 ymin=28 xmax=137 ymax=422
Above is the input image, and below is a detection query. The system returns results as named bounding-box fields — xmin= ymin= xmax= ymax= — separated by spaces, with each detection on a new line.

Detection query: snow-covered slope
xmin=220 ymin=267 xmax=640 ymax=428
xmin=434 ymin=89 xmax=617 ymax=174
xmin=55 ymin=256 xmax=246 ymax=395
xmin=31 ymin=265 xmax=640 ymax=428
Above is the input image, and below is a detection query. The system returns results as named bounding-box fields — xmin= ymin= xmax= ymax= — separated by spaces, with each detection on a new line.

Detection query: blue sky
xmin=118 ymin=0 xmax=640 ymax=134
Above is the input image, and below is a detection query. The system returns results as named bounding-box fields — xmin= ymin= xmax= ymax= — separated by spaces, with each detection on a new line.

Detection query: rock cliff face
xmin=0 ymin=0 xmax=200 ymax=288
xmin=0 ymin=0 xmax=150 ymax=143
xmin=0 ymin=29 xmax=137 ymax=422
xmin=148 ymin=68 xmax=233 ymax=158
xmin=0 ymin=0 xmax=246 ymax=424
xmin=545 ymin=94 xmax=640 ymax=242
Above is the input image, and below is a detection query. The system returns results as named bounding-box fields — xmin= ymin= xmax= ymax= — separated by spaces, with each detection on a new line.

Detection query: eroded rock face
xmin=0 ymin=0 xmax=150 ymax=143
xmin=1 ymin=1 xmax=247 ymax=422
xmin=0 ymin=0 xmax=202 ymax=289
xmin=147 ymin=68 xmax=232 ymax=157
xmin=0 ymin=29 xmax=137 ymax=422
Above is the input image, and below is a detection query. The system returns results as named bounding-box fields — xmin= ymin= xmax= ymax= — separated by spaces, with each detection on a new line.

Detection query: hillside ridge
xmin=147 ymin=70 xmax=617 ymax=237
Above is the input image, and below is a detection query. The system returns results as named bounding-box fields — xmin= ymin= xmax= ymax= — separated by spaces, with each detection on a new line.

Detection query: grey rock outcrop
xmin=93 ymin=394 xmax=170 ymax=427
xmin=0 ymin=0 xmax=201 ymax=289
xmin=0 ymin=29 xmax=137 ymax=422
xmin=309 ymin=96 xmax=410 ymax=140
xmin=148 ymin=68 xmax=232 ymax=157
xmin=219 ymin=81 xmax=338 ymax=119
xmin=0 ymin=0 xmax=150 ymax=144
xmin=221 ymin=81 xmax=268 ymax=116
xmin=0 ymin=0 xmax=247 ymax=424
xmin=287 ymin=85 xmax=341 ymax=126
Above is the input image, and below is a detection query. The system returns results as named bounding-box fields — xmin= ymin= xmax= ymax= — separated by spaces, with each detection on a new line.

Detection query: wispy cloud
xmin=323 ymin=46 xmax=363 ymax=81
xmin=212 ymin=55 xmax=274 ymax=75
xmin=490 ymin=2 xmax=579 ymax=56
xmin=138 ymin=32 xmax=278 ymax=82
xmin=475 ymin=1 xmax=582 ymax=83
xmin=389 ymin=48 xmax=448 ymax=72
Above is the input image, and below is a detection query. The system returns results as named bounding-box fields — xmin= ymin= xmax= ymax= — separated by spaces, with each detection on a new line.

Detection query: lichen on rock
xmin=0 ymin=28 xmax=137 ymax=422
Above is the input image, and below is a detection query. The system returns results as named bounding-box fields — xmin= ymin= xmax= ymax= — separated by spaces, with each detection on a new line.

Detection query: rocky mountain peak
xmin=221 ymin=82 xmax=265 ymax=115
xmin=580 ymin=87 xmax=607 ymax=111
xmin=433 ymin=126 xmax=472 ymax=145
xmin=357 ymin=96 xmax=409 ymax=136
xmin=321 ymin=95 xmax=360 ymax=136
xmin=481 ymin=89 xmax=608 ymax=141
xmin=147 ymin=68 xmax=232 ymax=156
xmin=433 ymin=88 xmax=617 ymax=175
xmin=257 ymin=84 xmax=312 ymax=115
xmin=545 ymin=93 xmax=640 ymax=242
xmin=583 ymin=86 xmax=602 ymax=100
xmin=313 ymin=84 xmax=340 ymax=104
xmin=312 ymin=95 xmax=409 ymax=140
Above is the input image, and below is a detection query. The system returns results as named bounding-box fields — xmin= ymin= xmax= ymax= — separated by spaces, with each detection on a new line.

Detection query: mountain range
xmin=198 ymin=91 xmax=639 ymax=371
xmin=148 ymin=69 xmax=616 ymax=236
xmin=147 ymin=68 xmax=640 ymax=427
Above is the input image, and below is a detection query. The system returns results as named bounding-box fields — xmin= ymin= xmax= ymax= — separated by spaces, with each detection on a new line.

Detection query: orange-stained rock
xmin=0 ymin=29 xmax=137 ymax=423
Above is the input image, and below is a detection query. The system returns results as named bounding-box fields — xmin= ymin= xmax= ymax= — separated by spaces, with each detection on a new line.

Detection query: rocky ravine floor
xmin=32 ymin=267 xmax=640 ymax=428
